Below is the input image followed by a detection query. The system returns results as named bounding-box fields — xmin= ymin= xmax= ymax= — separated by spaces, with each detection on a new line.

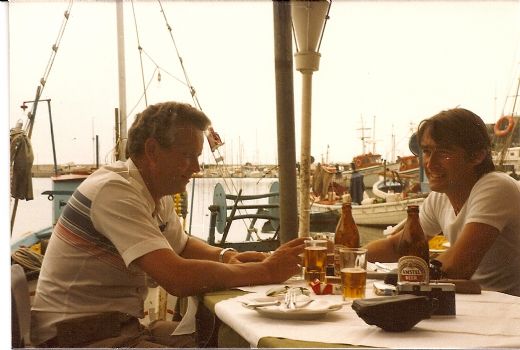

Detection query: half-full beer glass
xmin=303 ymin=239 xmax=328 ymax=282
xmin=339 ymin=248 xmax=367 ymax=300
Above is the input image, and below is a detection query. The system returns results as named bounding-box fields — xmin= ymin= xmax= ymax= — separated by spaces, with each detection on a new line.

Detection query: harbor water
xmin=10 ymin=177 xmax=385 ymax=245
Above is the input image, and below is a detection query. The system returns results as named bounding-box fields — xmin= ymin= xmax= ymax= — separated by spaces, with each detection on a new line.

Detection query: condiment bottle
xmin=396 ymin=205 xmax=430 ymax=284
xmin=333 ymin=194 xmax=360 ymax=275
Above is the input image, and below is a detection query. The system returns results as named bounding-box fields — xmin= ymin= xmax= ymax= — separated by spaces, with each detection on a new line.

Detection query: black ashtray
xmin=352 ymin=294 xmax=432 ymax=332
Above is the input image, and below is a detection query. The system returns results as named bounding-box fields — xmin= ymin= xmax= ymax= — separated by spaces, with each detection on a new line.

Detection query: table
xmin=202 ymin=280 xmax=520 ymax=348
xmin=202 ymin=289 xmax=349 ymax=348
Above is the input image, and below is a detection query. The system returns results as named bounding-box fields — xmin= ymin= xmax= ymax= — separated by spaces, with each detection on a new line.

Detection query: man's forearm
xmin=363 ymin=231 xmax=402 ymax=263
xmin=180 ymin=235 xmax=232 ymax=262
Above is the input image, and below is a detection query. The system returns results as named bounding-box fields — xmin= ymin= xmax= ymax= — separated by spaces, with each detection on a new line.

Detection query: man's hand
xmin=262 ymin=237 xmax=307 ymax=283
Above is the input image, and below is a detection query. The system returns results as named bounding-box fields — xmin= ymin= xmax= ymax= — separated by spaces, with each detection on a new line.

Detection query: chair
xmin=12 ymin=264 xmax=31 ymax=348
xmin=207 ymin=184 xmax=281 ymax=252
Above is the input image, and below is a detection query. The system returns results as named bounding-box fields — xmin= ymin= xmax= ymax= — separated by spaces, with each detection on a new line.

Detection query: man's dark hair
xmin=126 ymin=101 xmax=211 ymax=158
xmin=416 ymin=108 xmax=495 ymax=177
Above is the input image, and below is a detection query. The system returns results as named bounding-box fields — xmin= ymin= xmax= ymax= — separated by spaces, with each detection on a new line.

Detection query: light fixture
xmin=290 ymin=0 xmax=330 ymax=237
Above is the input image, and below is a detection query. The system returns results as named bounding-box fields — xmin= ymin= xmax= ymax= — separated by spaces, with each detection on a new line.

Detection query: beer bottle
xmin=333 ymin=195 xmax=360 ymax=276
xmin=334 ymin=194 xmax=360 ymax=248
xmin=398 ymin=205 xmax=429 ymax=264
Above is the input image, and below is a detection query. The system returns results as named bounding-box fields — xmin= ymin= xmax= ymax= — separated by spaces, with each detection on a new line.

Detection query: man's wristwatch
xmin=430 ymin=259 xmax=446 ymax=280
xmin=219 ymin=247 xmax=238 ymax=263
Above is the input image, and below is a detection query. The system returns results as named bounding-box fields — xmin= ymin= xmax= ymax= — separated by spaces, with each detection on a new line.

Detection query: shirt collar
xmin=125 ymin=158 xmax=159 ymax=215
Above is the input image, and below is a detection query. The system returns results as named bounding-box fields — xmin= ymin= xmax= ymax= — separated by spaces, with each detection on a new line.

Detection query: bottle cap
xmin=341 ymin=193 xmax=352 ymax=204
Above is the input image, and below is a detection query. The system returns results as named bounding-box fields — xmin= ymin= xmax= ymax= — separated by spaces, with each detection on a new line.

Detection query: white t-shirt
xmin=31 ymin=159 xmax=188 ymax=344
xmin=420 ymin=172 xmax=520 ymax=296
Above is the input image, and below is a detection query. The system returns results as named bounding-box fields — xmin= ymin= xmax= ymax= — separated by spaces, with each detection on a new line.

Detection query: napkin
xmin=170 ymin=296 xmax=199 ymax=335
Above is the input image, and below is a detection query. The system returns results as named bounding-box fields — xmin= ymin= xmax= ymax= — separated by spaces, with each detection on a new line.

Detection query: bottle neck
xmin=407 ymin=211 xmax=419 ymax=218
xmin=342 ymin=203 xmax=352 ymax=212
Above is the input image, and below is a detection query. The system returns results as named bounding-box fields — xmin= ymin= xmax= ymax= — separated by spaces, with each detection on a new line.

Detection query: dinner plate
xmin=243 ymin=298 xmax=343 ymax=320
xmin=429 ymin=248 xmax=447 ymax=253
xmin=430 ymin=241 xmax=450 ymax=253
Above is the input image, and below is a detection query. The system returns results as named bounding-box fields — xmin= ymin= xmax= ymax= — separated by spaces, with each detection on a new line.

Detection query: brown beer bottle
xmin=398 ymin=205 xmax=429 ymax=264
xmin=334 ymin=195 xmax=360 ymax=248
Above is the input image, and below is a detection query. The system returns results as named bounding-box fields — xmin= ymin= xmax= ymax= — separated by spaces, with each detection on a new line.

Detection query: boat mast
xmin=116 ymin=0 xmax=128 ymax=161
xmin=372 ymin=115 xmax=376 ymax=154
xmin=391 ymin=125 xmax=396 ymax=163
xmin=359 ymin=114 xmax=371 ymax=155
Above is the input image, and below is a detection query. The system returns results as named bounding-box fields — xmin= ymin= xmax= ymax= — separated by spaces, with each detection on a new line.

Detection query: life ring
xmin=494 ymin=115 xmax=515 ymax=137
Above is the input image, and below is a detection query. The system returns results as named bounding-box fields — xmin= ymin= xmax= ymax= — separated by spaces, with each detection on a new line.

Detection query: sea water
xmin=10 ymin=177 xmax=282 ymax=243
xmin=10 ymin=177 xmax=384 ymax=244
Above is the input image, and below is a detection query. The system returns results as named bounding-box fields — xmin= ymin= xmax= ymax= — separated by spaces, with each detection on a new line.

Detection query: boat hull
xmin=311 ymin=197 xmax=425 ymax=226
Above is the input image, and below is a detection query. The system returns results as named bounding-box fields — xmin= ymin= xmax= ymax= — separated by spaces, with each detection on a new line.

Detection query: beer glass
xmin=303 ymin=239 xmax=328 ymax=282
xmin=339 ymin=248 xmax=367 ymax=300
xmin=311 ymin=232 xmax=335 ymax=274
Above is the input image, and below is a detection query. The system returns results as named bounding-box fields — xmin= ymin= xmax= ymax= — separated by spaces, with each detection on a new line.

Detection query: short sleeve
xmin=465 ymin=174 xmax=520 ymax=231
xmin=91 ymin=180 xmax=172 ymax=266
xmin=419 ymin=193 xmax=443 ymax=238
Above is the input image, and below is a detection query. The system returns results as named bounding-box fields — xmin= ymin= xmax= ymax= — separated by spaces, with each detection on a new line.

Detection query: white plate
xmin=246 ymin=299 xmax=343 ymax=320
xmin=429 ymin=248 xmax=447 ymax=253
xmin=442 ymin=241 xmax=451 ymax=248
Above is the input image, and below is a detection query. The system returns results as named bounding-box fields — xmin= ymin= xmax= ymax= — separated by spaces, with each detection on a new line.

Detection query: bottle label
xmin=397 ymin=256 xmax=429 ymax=283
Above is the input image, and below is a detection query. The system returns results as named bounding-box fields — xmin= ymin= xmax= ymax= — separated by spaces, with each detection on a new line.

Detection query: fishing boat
xmin=311 ymin=194 xmax=427 ymax=227
xmin=372 ymin=160 xmax=420 ymax=200
xmin=494 ymin=145 xmax=520 ymax=175
xmin=310 ymin=138 xmax=424 ymax=226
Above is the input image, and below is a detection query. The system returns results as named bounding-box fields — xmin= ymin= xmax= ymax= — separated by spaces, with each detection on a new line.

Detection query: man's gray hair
xmin=126 ymin=101 xmax=211 ymax=158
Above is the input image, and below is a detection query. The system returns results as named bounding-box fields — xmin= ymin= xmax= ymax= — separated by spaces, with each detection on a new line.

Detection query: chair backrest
xmin=11 ymin=264 xmax=31 ymax=348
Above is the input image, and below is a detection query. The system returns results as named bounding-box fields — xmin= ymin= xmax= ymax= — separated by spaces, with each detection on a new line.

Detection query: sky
xmin=6 ymin=0 xmax=520 ymax=168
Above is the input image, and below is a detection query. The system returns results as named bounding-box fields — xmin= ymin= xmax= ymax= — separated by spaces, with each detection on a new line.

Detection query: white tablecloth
xmin=214 ymin=280 xmax=520 ymax=348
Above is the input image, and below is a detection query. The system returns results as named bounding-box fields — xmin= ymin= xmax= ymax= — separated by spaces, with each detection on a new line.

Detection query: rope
xmin=11 ymin=247 xmax=44 ymax=273
xmin=120 ymin=1 xmax=270 ymax=236
xmin=156 ymin=0 xmax=201 ymax=110
xmin=152 ymin=0 xmax=258 ymax=234
xmin=130 ymin=0 xmax=149 ymax=107
xmin=12 ymin=0 xmax=74 ymax=234
xmin=127 ymin=67 xmax=159 ymax=117
xmin=26 ymin=0 xmax=74 ymax=138
xmin=140 ymin=48 xmax=188 ymax=87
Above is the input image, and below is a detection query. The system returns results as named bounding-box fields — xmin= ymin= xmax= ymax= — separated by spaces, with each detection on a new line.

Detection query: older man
xmin=31 ymin=101 xmax=305 ymax=347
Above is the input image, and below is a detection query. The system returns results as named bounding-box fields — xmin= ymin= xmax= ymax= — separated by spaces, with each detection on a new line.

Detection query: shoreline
xmin=29 ymin=163 xmax=280 ymax=178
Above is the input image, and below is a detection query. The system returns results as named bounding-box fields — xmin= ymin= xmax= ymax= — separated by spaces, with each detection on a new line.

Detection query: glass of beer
xmin=311 ymin=232 xmax=335 ymax=274
xmin=339 ymin=248 xmax=367 ymax=301
xmin=303 ymin=239 xmax=328 ymax=282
